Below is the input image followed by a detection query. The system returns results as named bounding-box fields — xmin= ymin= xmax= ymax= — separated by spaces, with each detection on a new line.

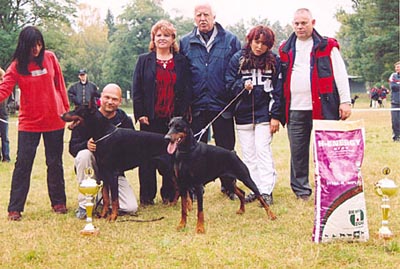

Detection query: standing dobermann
xmin=61 ymin=105 xmax=170 ymax=221
xmin=165 ymin=116 xmax=277 ymax=233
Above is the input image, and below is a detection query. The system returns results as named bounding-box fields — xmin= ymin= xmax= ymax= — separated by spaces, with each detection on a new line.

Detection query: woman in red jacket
xmin=0 ymin=26 xmax=70 ymax=221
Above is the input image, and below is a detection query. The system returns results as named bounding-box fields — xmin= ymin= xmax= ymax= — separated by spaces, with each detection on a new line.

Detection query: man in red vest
xmin=279 ymin=8 xmax=352 ymax=201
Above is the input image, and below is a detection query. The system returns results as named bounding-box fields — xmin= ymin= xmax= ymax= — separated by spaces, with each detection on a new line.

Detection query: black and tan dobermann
xmin=61 ymin=105 xmax=169 ymax=221
xmin=165 ymin=116 xmax=276 ymax=233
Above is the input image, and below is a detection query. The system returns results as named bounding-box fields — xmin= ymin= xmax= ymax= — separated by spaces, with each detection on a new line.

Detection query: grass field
xmin=0 ymin=93 xmax=399 ymax=268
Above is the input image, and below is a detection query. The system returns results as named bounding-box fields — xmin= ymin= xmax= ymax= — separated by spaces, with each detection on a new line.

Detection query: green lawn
xmin=0 ymin=93 xmax=399 ymax=269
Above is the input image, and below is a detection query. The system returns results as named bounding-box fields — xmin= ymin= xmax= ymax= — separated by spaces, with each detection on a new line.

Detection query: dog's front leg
xmin=108 ymin=173 xmax=120 ymax=221
xmin=100 ymin=186 xmax=110 ymax=218
xmin=109 ymin=199 xmax=119 ymax=221
xmin=195 ymin=185 xmax=205 ymax=234
xmin=177 ymin=189 xmax=188 ymax=231
xmin=170 ymin=174 xmax=180 ymax=206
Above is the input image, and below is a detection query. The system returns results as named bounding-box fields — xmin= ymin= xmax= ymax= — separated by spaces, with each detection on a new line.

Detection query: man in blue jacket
xmin=179 ymin=2 xmax=241 ymax=199
xmin=389 ymin=61 xmax=400 ymax=142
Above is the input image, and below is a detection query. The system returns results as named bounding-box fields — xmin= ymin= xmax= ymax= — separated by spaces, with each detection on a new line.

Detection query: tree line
xmin=0 ymin=0 xmax=398 ymax=99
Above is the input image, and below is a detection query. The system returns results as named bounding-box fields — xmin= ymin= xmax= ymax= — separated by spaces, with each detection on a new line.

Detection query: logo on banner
xmin=349 ymin=209 xmax=365 ymax=226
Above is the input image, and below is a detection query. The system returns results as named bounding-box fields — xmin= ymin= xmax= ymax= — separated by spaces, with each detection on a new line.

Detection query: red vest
xmin=279 ymin=32 xmax=340 ymax=123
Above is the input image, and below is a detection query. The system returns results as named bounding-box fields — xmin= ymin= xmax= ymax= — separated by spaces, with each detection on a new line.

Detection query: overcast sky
xmin=80 ymin=0 xmax=354 ymax=37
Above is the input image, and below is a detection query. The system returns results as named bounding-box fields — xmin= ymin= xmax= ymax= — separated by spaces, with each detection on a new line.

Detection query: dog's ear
xmin=85 ymin=94 xmax=98 ymax=115
xmin=89 ymin=92 xmax=99 ymax=110
xmin=182 ymin=106 xmax=192 ymax=124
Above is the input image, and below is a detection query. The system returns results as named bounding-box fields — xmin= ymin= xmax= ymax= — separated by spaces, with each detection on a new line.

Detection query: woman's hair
xmin=239 ymin=25 xmax=276 ymax=72
xmin=12 ymin=26 xmax=46 ymax=75
xmin=149 ymin=20 xmax=179 ymax=53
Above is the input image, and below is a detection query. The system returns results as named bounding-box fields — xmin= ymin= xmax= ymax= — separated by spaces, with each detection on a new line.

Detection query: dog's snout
xmin=164 ymin=134 xmax=171 ymax=141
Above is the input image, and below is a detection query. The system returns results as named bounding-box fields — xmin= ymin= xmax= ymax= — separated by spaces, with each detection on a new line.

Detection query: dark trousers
xmin=0 ymin=120 xmax=10 ymax=161
xmin=190 ymin=110 xmax=236 ymax=190
xmin=139 ymin=118 xmax=175 ymax=202
xmin=287 ymin=110 xmax=313 ymax=197
xmin=391 ymin=102 xmax=400 ymax=139
xmin=8 ymin=129 xmax=66 ymax=212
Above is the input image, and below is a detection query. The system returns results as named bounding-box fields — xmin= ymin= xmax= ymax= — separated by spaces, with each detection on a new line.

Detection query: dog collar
xmin=94 ymin=128 xmax=118 ymax=144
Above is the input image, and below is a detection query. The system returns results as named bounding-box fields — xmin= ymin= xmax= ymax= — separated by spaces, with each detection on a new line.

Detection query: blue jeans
xmin=391 ymin=102 xmax=400 ymax=139
xmin=0 ymin=119 xmax=10 ymax=161
xmin=8 ymin=129 xmax=66 ymax=212
xmin=287 ymin=110 xmax=313 ymax=197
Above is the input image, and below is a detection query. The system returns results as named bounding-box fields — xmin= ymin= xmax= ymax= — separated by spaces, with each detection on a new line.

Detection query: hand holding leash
xmin=244 ymin=79 xmax=253 ymax=91
xmin=87 ymin=138 xmax=96 ymax=152
xmin=194 ymin=87 xmax=246 ymax=142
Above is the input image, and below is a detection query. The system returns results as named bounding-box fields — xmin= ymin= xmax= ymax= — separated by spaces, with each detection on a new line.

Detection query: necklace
xmin=157 ymin=56 xmax=173 ymax=69
xmin=160 ymin=60 xmax=169 ymax=69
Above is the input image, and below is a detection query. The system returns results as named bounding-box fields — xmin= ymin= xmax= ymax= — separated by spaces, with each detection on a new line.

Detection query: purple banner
xmin=312 ymin=120 xmax=369 ymax=243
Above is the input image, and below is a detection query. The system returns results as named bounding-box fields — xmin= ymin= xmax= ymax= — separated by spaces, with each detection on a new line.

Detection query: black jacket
xmin=132 ymin=51 xmax=192 ymax=122
xmin=69 ymin=109 xmax=134 ymax=157
xmin=225 ymin=50 xmax=284 ymax=125
xmin=68 ymin=81 xmax=100 ymax=107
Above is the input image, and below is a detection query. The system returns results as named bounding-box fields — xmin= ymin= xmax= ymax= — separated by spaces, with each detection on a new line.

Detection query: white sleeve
xmin=389 ymin=73 xmax=394 ymax=82
xmin=331 ymin=47 xmax=351 ymax=103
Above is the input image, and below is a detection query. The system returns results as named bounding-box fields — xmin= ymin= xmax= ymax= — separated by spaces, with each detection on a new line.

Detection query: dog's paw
xmin=99 ymin=209 xmax=108 ymax=219
xmin=177 ymin=222 xmax=186 ymax=231
xmin=269 ymin=213 xmax=277 ymax=220
xmin=107 ymin=214 xmax=118 ymax=222
xmin=195 ymin=225 xmax=205 ymax=234
xmin=236 ymin=208 xmax=245 ymax=215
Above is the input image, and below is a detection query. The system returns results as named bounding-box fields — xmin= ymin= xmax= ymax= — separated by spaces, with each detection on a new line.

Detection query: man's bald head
xmin=102 ymin=83 xmax=122 ymax=99
xmin=99 ymin=83 xmax=123 ymax=118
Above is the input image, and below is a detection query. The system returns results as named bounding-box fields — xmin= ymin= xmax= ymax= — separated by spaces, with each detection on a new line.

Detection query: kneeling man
xmin=69 ymin=83 xmax=138 ymax=219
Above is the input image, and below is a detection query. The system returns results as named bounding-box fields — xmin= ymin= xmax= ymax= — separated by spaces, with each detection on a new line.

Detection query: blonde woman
xmin=132 ymin=20 xmax=191 ymax=205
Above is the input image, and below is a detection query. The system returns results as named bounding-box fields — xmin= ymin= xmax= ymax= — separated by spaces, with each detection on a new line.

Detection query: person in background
xmin=369 ymin=86 xmax=380 ymax=108
xmin=179 ymin=2 xmax=241 ymax=200
xmin=279 ymin=8 xmax=352 ymax=201
xmin=132 ymin=19 xmax=191 ymax=205
xmin=68 ymin=68 xmax=100 ymax=108
xmin=388 ymin=61 xmax=400 ymax=142
xmin=0 ymin=26 xmax=70 ymax=221
xmin=0 ymin=67 xmax=11 ymax=163
xmin=379 ymin=84 xmax=389 ymax=107
xmin=69 ymin=83 xmax=138 ymax=219
xmin=225 ymin=25 xmax=284 ymax=205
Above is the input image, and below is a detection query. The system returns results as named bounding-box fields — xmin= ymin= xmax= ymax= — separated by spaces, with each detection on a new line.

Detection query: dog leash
xmin=94 ymin=128 xmax=118 ymax=143
xmin=117 ymin=216 xmax=165 ymax=222
xmin=194 ymin=87 xmax=246 ymax=142
xmin=93 ymin=122 xmax=121 ymax=144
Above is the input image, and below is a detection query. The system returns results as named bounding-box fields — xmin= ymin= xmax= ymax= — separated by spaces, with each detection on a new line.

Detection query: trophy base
xmin=80 ymin=223 xmax=100 ymax=236
xmin=378 ymin=226 xmax=394 ymax=240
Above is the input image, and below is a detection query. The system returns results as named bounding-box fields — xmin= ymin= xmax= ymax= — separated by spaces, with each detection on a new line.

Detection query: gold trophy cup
xmin=78 ymin=168 xmax=103 ymax=235
xmin=374 ymin=167 xmax=399 ymax=239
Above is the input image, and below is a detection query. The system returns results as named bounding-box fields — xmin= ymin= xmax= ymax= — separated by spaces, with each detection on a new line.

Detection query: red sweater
xmin=0 ymin=51 xmax=69 ymax=132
